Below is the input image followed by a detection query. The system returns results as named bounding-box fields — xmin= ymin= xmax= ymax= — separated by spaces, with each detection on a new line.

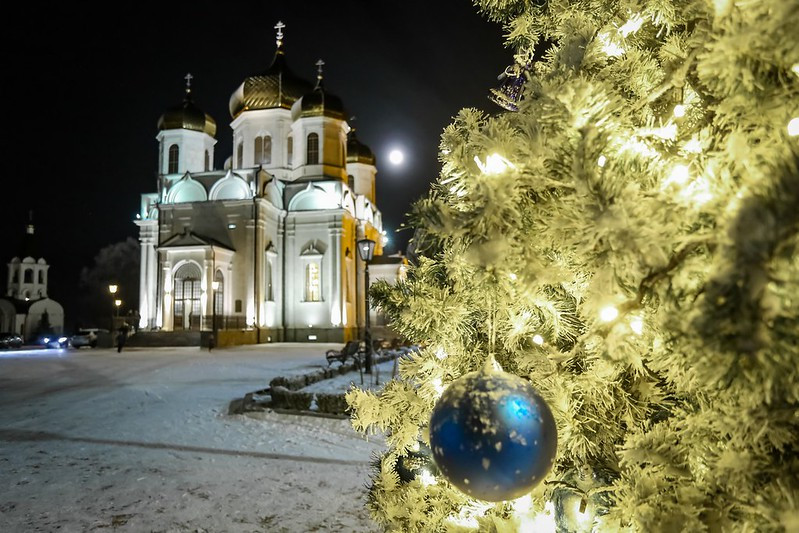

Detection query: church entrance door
xmin=173 ymin=263 xmax=202 ymax=331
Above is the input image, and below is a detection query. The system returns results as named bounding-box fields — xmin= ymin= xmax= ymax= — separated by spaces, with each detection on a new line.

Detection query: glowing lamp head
xmin=108 ymin=284 xmax=118 ymax=295
xmin=114 ymin=299 xmax=122 ymax=307
xmin=211 ymin=281 xmax=220 ymax=291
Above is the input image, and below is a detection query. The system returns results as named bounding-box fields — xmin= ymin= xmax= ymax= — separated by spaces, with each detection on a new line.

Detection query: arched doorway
xmin=173 ymin=263 xmax=202 ymax=330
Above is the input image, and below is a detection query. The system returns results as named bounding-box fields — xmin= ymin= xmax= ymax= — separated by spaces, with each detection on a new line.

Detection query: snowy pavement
xmin=0 ymin=344 xmax=385 ymax=532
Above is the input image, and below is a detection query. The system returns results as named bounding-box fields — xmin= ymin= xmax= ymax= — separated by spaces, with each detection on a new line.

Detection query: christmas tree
xmin=347 ymin=0 xmax=799 ymax=531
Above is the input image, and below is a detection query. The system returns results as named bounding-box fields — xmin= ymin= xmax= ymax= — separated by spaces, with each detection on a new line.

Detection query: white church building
xmin=135 ymin=23 xmax=403 ymax=344
xmin=0 ymin=217 xmax=65 ymax=340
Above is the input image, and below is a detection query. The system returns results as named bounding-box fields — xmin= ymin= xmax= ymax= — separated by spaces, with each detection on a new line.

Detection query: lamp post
xmin=357 ymin=238 xmax=376 ymax=374
xmin=108 ymin=284 xmax=118 ymax=330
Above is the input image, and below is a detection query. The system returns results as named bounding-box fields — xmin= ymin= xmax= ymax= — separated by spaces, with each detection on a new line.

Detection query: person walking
xmin=208 ymin=333 xmax=215 ymax=353
xmin=117 ymin=324 xmax=129 ymax=353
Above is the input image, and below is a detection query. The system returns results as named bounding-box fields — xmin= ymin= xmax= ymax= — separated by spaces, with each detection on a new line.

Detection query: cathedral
xmin=136 ymin=23 xmax=402 ymax=344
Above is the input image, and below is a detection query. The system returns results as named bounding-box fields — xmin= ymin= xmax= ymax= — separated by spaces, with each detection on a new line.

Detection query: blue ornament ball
xmin=429 ymin=363 xmax=557 ymax=501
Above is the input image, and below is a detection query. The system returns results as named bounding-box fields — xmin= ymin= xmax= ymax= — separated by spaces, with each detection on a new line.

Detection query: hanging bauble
xmin=394 ymin=441 xmax=438 ymax=483
xmin=488 ymin=63 xmax=529 ymax=112
xmin=429 ymin=356 xmax=557 ymax=501
xmin=552 ymin=467 xmax=614 ymax=532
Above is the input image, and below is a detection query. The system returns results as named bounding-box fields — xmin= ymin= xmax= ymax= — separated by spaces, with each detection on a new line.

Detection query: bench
xmin=325 ymin=340 xmax=362 ymax=366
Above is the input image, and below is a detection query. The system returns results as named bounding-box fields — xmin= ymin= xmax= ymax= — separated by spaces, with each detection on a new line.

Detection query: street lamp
xmin=357 ymin=238 xmax=376 ymax=374
xmin=109 ymin=284 xmax=118 ymax=330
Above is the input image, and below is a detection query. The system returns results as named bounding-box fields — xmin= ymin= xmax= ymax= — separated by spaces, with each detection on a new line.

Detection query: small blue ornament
xmin=429 ymin=357 xmax=557 ymax=501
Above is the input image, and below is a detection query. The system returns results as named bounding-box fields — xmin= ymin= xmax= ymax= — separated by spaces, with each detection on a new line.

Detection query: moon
xmin=388 ymin=149 xmax=404 ymax=165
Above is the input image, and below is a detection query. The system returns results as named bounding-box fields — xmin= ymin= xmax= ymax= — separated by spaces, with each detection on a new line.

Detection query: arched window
xmin=38 ymin=270 xmax=44 ymax=284
xmin=204 ymin=150 xmax=210 ymax=171
xmin=266 ymin=258 xmax=274 ymax=301
xmin=213 ymin=270 xmax=224 ymax=326
xmin=348 ymin=174 xmax=355 ymax=190
xmin=254 ymin=135 xmax=272 ymax=165
xmin=168 ymin=144 xmax=179 ymax=174
xmin=237 ymin=141 xmax=244 ymax=168
xmin=24 ymin=269 xmax=33 ymax=283
xmin=306 ymin=133 xmax=319 ymax=165
xmin=305 ymin=262 xmax=321 ymax=302
xmin=287 ymin=135 xmax=293 ymax=167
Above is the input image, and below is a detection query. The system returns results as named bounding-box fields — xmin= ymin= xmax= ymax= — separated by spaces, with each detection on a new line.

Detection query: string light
xmin=682 ymin=137 xmax=703 ymax=154
xmin=630 ymin=316 xmax=644 ymax=335
xmin=663 ymin=163 xmax=691 ymax=188
xmin=597 ymin=155 xmax=607 ymax=167
xmin=598 ymin=32 xmax=625 ymax=57
xmin=533 ymin=334 xmax=545 ymax=345
xmin=673 ymin=104 xmax=686 ymax=118
xmin=792 ymin=63 xmax=799 ymax=78
xmin=599 ymin=305 xmax=619 ymax=322
xmin=474 ymin=153 xmax=515 ymax=174
xmin=418 ymin=469 xmax=437 ymax=486
xmin=788 ymin=117 xmax=799 ymax=137
xmin=435 ymin=347 xmax=448 ymax=360
xmin=432 ymin=377 xmax=446 ymax=396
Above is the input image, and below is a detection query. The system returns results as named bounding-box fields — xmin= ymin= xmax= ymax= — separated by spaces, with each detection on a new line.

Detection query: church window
xmin=213 ymin=270 xmax=224 ymax=326
xmin=235 ymin=299 xmax=242 ymax=313
xmin=168 ymin=144 xmax=179 ymax=174
xmin=307 ymin=133 xmax=319 ymax=165
xmin=287 ymin=135 xmax=293 ymax=167
xmin=266 ymin=258 xmax=274 ymax=301
xmin=204 ymin=150 xmax=210 ymax=171
xmin=237 ymin=141 xmax=243 ymax=168
xmin=38 ymin=270 xmax=44 ymax=284
xmin=305 ymin=262 xmax=321 ymax=302
xmin=348 ymin=175 xmax=354 ymax=190
xmin=254 ymin=135 xmax=272 ymax=165
xmin=24 ymin=269 xmax=33 ymax=283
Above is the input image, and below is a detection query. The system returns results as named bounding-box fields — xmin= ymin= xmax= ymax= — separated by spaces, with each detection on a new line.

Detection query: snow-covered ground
xmin=0 ymin=344 xmax=387 ymax=532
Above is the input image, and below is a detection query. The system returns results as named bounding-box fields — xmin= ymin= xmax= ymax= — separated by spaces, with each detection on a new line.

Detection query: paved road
xmin=0 ymin=344 xmax=383 ymax=532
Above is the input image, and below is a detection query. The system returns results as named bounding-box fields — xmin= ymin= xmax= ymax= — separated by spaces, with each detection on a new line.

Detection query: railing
xmin=173 ymin=315 xmax=251 ymax=331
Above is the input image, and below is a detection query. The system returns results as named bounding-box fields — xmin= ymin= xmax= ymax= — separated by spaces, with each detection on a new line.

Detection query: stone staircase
xmin=125 ymin=330 xmax=202 ymax=347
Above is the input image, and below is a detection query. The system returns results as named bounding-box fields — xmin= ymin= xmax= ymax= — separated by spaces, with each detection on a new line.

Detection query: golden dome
xmin=158 ymin=79 xmax=216 ymax=137
xmin=229 ymin=44 xmax=314 ymax=119
xmin=290 ymin=60 xmax=346 ymax=122
xmin=346 ymin=129 xmax=375 ymax=165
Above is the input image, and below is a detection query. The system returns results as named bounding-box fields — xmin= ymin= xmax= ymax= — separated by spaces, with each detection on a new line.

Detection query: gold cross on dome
xmin=316 ymin=58 xmax=325 ymax=78
xmin=184 ymin=72 xmax=193 ymax=92
xmin=274 ymin=21 xmax=285 ymax=44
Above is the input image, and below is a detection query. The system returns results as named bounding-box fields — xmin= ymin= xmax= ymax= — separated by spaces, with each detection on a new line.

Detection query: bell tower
xmin=7 ymin=212 xmax=49 ymax=301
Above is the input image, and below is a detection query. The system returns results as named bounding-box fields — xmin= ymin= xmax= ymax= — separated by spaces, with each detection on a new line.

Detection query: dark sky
xmin=0 ymin=1 xmax=510 ymax=321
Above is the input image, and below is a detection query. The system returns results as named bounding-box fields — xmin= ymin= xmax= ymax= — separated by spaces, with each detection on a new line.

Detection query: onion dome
xmin=229 ymin=22 xmax=314 ymax=119
xmin=347 ymin=128 xmax=376 ymax=165
xmin=157 ymin=73 xmax=217 ymax=137
xmin=291 ymin=59 xmax=347 ymax=122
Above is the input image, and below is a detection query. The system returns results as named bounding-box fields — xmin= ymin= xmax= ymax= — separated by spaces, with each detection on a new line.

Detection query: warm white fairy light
xmin=508 ymin=272 xmax=518 ymax=281
xmin=432 ymin=377 xmax=446 ymax=396
xmin=679 ymin=176 xmax=714 ymax=206
xmin=792 ymin=63 xmax=799 ymax=78
xmin=788 ymin=117 xmax=799 ymax=137
xmin=520 ymin=500 xmax=556 ymax=532
xmin=682 ymin=137 xmax=703 ymax=154
xmin=663 ymin=163 xmax=691 ymax=188
xmin=630 ymin=316 xmax=644 ymax=335
xmin=474 ymin=153 xmax=515 ymax=175
xmin=533 ymin=334 xmax=545 ymax=345
xmin=597 ymin=155 xmax=607 ymax=167
xmin=599 ymin=305 xmax=619 ymax=322
xmin=673 ymin=104 xmax=686 ymax=118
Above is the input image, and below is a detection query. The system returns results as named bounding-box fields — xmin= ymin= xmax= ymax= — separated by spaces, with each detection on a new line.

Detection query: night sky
xmin=1 ymin=1 xmax=510 ymax=323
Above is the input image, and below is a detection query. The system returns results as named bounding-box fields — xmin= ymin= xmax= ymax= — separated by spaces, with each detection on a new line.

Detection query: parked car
xmin=37 ymin=334 xmax=69 ymax=349
xmin=0 ymin=332 xmax=24 ymax=349
xmin=69 ymin=328 xmax=106 ymax=348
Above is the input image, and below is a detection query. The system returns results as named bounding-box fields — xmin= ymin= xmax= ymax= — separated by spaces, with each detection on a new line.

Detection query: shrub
xmin=315 ymin=393 xmax=350 ymax=415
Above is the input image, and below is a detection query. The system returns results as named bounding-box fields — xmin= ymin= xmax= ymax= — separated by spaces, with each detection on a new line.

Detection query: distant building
xmin=135 ymin=23 xmax=405 ymax=343
xmin=0 ymin=216 xmax=65 ymax=340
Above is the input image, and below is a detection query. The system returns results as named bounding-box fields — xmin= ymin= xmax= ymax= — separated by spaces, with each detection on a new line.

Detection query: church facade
xmin=135 ymin=24 xmax=400 ymax=343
